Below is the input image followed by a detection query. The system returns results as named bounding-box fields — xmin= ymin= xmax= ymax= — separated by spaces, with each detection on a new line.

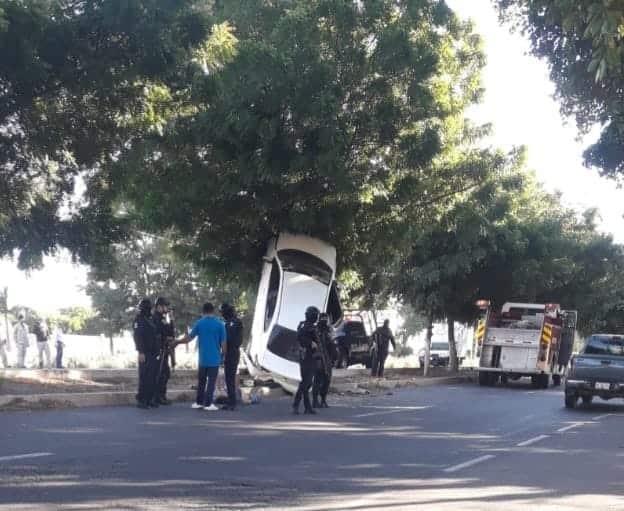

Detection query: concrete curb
xmin=0 ymin=386 xmax=287 ymax=411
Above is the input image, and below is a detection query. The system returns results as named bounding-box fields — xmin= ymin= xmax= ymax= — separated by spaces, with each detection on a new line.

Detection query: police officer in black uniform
xmin=372 ymin=319 xmax=396 ymax=378
xmin=220 ymin=303 xmax=243 ymax=410
xmin=313 ymin=313 xmax=336 ymax=408
xmin=153 ymin=297 xmax=174 ymax=405
xmin=293 ymin=306 xmax=320 ymax=415
xmin=134 ymin=298 xmax=159 ymax=409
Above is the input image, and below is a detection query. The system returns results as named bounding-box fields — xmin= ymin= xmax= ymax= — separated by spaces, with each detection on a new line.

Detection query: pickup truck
xmin=565 ymin=334 xmax=624 ymax=408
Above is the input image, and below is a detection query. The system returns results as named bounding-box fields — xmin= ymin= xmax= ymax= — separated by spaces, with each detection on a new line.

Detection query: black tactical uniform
xmin=153 ymin=298 xmax=174 ymax=405
xmin=313 ymin=313 xmax=336 ymax=408
xmin=221 ymin=304 xmax=243 ymax=410
xmin=372 ymin=320 xmax=396 ymax=377
xmin=293 ymin=306 xmax=320 ymax=415
xmin=134 ymin=299 xmax=159 ymax=408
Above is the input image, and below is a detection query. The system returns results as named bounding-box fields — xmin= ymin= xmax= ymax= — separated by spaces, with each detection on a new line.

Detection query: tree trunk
xmin=447 ymin=317 xmax=459 ymax=373
xmin=109 ymin=335 xmax=114 ymax=356
xmin=424 ymin=314 xmax=433 ymax=377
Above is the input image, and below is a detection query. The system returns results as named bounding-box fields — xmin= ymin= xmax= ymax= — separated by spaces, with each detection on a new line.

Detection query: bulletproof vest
xmin=297 ymin=321 xmax=318 ymax=362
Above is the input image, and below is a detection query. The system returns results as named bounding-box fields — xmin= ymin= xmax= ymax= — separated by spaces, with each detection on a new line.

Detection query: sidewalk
xmin=0 ymin=367 xmax=473 ymax=411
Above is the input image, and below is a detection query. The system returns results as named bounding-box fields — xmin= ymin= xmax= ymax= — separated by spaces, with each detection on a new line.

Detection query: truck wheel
xmin=489 ymin=373 xmax=500 ymax=386
xmin=531 ymin=375 xmax=539 ymax=388
xmin=552 ymin=374 xmax=562 ymax=387
xmin=540 ymin=374 xmax=550 ymax=389
xmin=501 ymin=374 xmax=509 ymax=385
xmin=479 ymin=371 xmax=489 ymax=386
xmin=582 ymin=395 xmax=593 ymax=406
xmin=565 ymin=393 xmax=577 ymax=409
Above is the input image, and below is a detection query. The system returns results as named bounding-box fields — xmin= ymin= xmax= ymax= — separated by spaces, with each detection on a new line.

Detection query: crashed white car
xmin=247 ymin=233 xmax=342 ymax=390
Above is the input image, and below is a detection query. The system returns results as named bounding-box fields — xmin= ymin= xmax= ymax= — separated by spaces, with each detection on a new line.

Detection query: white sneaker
xmin=203 ymin=404 xmax=219 ymax=411
xmin=191 ymin=403 xmax=203 ymax=409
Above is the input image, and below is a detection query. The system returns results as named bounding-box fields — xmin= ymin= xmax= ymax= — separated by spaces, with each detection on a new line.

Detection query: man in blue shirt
xmin=176 ymin=303 xmax=227 ymax=411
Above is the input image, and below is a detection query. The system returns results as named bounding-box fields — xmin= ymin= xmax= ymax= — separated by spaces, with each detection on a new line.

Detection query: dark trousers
xmin=225 ymin=351 xmax=240 ymax=407
xmin=313 ymin=366 xmax=331 ymax=404
xmin=293 ymin=360 xmax=315 ymax=411
xmin=157 ymin=354 xmax=171 ymax=400
xmin=55 ymin=347 xmax=63 ymax=369
xmin=137 ymin=353 xmax=159 ymax=405
xmin=196 ymin=366 xmax=219 ymax=406
xmin=372 ymin=346 xmax=389 ymax=377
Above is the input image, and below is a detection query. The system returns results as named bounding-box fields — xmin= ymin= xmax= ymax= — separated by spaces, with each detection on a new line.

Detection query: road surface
xmin=1 ymin=380 xmax=623 ymax=510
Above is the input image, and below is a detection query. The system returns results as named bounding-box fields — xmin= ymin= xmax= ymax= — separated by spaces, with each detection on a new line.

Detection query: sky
xmin=2 ymin=0 xmax=624 ymax=314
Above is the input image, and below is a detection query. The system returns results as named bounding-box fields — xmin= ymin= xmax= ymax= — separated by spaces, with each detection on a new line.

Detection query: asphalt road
xmin=1 ymin=379 xmax=624 ymax=510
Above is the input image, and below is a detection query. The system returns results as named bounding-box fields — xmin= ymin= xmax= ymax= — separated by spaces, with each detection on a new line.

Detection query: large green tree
xmin=107 ymin=0 xmax=486 ymax=279
xmin=496 ymin=0 xmax=624 ymax=179
xmin=0 ymin=0 xmax=212 ymax=268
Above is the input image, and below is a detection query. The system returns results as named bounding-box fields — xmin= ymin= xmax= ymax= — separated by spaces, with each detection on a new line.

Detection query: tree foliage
xmin=0 ymin=0 xmax=212 ymax=268
xmin=496 ymin=0 xmax=624 ymax=179
xmin=106 ymin=0 xmax=486 ymax=279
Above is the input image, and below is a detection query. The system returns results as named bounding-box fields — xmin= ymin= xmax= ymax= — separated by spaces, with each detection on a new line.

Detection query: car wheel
xmin=552 ymin=374 xmax=562 ymax=387
xmin=582 ymin=395 xmax=593 ymax=406
xmin=565 ymin=392 xmax=577 ymax=409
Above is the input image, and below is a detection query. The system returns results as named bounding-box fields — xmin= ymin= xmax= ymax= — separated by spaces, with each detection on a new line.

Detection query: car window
xmin=584 ymin=335 xmax=624 ymax=356
xmin=431 ymin=343 xmax=449 ymax=351
xmin=278 ymin=249 xmax=332 ymax=285
xmin=265 ymin=260 xmax=280 ymax=331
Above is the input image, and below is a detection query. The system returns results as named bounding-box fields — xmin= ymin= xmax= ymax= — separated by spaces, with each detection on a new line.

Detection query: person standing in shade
xmin=176 ymin=303 xmax=227 ymax=412
xmin=293 ymin=306 xmax=320 ymax=415
xmin=313 ymin=313 xmax=336 ymax=408
xmin=220 ymin=303 xmax=243 ymax=411
xmin=372 ymin=319 xmax=396 ymax=378
xmin=133 ymin=298 xmax=160 ymax=409
xmin=54 ymin=326 xmax=65 ymax=369
xmin=13 ymin=314 xmax=30 ymax=368
xmin=153 ymin=297 xmax=174 ymax=405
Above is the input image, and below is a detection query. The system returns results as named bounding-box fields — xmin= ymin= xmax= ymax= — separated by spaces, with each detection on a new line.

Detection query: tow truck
xmin=475 ymin=301 xmax=577 ymax=389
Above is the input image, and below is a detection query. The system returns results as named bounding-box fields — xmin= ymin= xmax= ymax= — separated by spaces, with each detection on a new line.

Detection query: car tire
xmin=582 ymin=395 xmax=593 ymax=406
xmin=552 ymin=374 xmax=562 ymax=387
xmin=564 ymin=392 xmax=577 ymax=409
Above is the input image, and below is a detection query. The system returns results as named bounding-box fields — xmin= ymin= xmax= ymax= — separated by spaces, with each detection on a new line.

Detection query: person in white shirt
xmin=13 ymin=314 xmax=30 ymax=368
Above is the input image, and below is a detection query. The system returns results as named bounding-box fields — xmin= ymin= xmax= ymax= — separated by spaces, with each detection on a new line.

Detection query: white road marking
xmin=516 ymin=435 xmax=549 ymax=447
xmin=556 ymin=423 xmax=583 ymax=433
xmin=443 ymin=455 xmax=496 ymax=473
xmin=0 ymin=452 xmax=54 ymax=463
xmin=354 ymin=409 xmax=407 ymax=418
xmin=592 ymin=413 xmax=612 ymax=421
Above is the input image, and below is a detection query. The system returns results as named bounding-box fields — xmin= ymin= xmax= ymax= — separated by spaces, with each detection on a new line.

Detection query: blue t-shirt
xmin=190 ymin=316 xmax=227 ymax=367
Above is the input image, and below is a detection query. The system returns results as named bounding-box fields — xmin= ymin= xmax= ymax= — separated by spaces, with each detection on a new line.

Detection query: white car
xmin=247 ymin=233 xmax=342 ymax=390
xmin=419 ymin=342 xmax=451 ymax=368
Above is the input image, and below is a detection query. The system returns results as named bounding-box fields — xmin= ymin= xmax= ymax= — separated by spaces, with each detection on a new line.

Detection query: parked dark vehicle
xmin=565 ymin=334 xmax=624 ymax=409
xmin=334 ymin=318 xmax=374 ymax=369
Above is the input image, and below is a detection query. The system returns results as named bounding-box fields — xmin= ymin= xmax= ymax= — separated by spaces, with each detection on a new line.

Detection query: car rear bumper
xmin=566 ymin=379 xmax=624 ymax=398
